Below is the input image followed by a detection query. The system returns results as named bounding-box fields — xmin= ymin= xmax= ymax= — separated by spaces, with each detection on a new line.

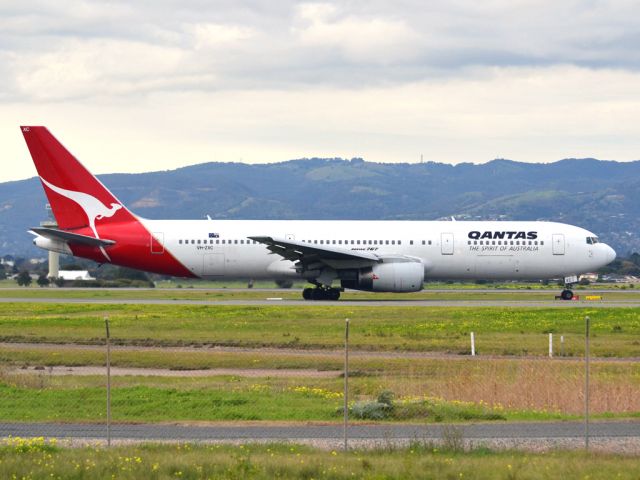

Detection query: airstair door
xmin=552 ymin=234 xmax=565 ymax=255
xmin=441 ymin=232 xmax=454 ymax=255
xmin=203 ymin=253 xmax=225 ymax=276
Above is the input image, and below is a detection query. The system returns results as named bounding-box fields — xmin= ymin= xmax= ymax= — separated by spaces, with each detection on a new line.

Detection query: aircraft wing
xmin=249 ymin=236 xmax=381 ymax=269
xmin=29 ymin=227 xmax=116 ymax=248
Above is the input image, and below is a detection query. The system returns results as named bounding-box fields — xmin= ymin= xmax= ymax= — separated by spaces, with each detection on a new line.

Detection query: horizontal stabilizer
xmin=29 ymin=227 xmax=116 ymax=248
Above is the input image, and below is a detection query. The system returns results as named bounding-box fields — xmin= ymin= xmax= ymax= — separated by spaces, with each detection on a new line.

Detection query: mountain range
xmin=1 ymin=157 xmax=638 ymax=257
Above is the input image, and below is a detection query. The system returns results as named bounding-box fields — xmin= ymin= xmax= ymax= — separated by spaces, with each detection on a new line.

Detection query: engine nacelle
xmin=340 ymin=261 xmax=424 ymax=292
xmin=33 ymin=236 xmax=72 ymax=255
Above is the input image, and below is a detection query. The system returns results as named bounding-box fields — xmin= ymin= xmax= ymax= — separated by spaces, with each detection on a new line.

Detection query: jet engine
xmin=340 ymin=259 xmax=424 ymax=292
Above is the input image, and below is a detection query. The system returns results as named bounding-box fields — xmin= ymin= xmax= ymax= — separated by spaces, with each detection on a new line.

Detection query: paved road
xmin=1 ymin=297 xmax=639 ymax=307
xmin=1 ymin=421 xmax=638 ymax=442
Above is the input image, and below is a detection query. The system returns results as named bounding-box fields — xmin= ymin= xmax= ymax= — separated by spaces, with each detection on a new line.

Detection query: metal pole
xmin=105 ymin=316 xmax=111 ymax=448
xmin=549 ymin=333 xmax=553 ymax=358
xmin=343 ymin=318 xmax=349 ymax=451
xmin=470 ymin=332 xmax=475 ymax=356
xmin=585 ymin=315 xmax=590 ymax=451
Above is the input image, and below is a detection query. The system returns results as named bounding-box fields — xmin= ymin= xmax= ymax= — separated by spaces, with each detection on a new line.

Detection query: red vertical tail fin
xmin=21 ymin=126 xmax=135 ymax=233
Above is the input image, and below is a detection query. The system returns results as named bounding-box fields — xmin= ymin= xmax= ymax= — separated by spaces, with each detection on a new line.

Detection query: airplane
xmin=21 ymin=126 xmax=617 ymax=301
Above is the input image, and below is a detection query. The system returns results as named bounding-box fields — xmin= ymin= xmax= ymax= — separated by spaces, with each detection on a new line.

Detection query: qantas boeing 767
xmin=21 ymin=126 xmax=616 ymax=300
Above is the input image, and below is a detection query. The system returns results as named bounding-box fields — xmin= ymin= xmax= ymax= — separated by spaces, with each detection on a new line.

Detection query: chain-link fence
xmin=1 ymin=314 xmax=639 ymax=449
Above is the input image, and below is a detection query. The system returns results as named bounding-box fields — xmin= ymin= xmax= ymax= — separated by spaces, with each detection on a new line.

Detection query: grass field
xmin=1 ymin=440 xmax=639 ymax=479
xmin=1 ymin=353 xmax=639 ymax=422
xmin=1 ymin=299 xmax=639 ymax=424
xmin=0 ymin=303 xmax=639 ymax=357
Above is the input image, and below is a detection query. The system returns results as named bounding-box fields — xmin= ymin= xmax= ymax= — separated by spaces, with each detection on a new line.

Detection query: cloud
xmin=293 ymin=3 xmax=422 ymax=63
xmin=190 ymin=23 xmax=255 ymax=50
xmin=2 ymin=1 xmax=640 ymax=181
xmin=2 ymin=0 xmax=640 ymax=102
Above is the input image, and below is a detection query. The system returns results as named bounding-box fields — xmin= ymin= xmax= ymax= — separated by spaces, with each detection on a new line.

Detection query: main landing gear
xmin=302 ymin=287 xmax=341 ymax=301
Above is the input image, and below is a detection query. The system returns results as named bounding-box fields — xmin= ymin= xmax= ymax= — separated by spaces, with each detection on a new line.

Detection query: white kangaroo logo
xmin=40 ymin=177 xmax=122 ymax=261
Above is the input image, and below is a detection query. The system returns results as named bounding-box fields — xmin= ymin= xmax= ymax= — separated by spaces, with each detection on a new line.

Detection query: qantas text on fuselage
xmin=21 ymin=126 xmax=616 ymax=301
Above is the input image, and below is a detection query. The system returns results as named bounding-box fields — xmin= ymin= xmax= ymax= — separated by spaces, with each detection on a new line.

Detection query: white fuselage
xmin=140 ymin=219 xmax=616 ymax=281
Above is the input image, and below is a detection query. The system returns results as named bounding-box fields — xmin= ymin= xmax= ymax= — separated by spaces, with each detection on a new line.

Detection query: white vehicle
xmin=22 ymin=126 xmax=616 ymax=300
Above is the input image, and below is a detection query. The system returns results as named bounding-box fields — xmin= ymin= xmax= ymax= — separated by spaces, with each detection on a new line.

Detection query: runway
xmin=1 ymin=421 xmax=638 ymax=447
xmin=1 ymin=297 xmax=639 ymax=307
xmin=2 ymin=421 xmax=639 ymax=440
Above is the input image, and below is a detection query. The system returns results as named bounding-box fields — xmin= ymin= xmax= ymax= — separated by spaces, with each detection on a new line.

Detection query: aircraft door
xmin=552 ymin=234 xmax=565 ymax=255
xmin=151 ymin=232 xmax=164 ymax=254
xmin=441 ymin=232 xmax=454 ymax=255
xmin=203 ymin=253 xmax=225 ymax=276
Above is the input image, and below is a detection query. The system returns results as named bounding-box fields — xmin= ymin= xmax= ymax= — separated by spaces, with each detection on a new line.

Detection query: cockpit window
xmin=586 ymin=236 xmax=599 ymax=245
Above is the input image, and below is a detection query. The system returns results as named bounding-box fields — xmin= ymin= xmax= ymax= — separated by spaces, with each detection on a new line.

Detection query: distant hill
xmin=1 ymin=157 xmax=639 ymax=257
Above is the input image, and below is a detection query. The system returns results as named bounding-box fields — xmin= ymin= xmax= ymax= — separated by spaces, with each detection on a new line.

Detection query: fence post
xmin=105 ymin=316 xmax=111 ymax=448
xmin=585 ymin=316 xmax=590 ymax=451
xmin=549 ymin=333 xmax=553 ymax=358
xmin=470 ymin=332 xmax=475 ymax=356
xmin=560 ymin=335 xmax=565 ymax=357
xmin=343 ymin=318 xmax=350 ymax=452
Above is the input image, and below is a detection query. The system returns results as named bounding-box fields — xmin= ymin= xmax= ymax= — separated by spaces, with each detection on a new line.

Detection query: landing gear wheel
xmin=561 ymin=289 xmax=574 ymax=301
xmin=302 ymin=287 xmax=342 ymax=301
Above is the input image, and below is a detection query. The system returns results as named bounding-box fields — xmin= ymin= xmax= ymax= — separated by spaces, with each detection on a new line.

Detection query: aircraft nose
xmin=604 ymin=244 xmax=616 ymax=264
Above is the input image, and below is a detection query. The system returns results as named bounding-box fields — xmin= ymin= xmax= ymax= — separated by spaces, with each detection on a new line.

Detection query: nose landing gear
xmin=558 ymin=275 xmax=578 ymax=300
xmin=560 ymin=289 xmax=574 ymax=300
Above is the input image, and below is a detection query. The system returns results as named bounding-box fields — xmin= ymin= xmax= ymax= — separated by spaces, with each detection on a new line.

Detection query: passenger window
xmin=428 ymin=240 xmax=432 ymax=245
xmin=474 ymin=240 xmax=477 ymax=245
xmin=541 ymin=241 xmax=544 ymax=245
xmin=179 ymin=240 xmax=182 ymax=244
xmin=197 ymin=239 xmax=201 ymax=244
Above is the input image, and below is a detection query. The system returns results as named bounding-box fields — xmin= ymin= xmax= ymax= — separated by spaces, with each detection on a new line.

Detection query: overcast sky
xmin=2 ymin=0 xmax=640 ymax=182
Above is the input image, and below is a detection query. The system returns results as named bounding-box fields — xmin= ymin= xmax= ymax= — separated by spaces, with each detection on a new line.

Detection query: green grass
xmin=1 ymin=303 xmax=639 ymax=357
xmin=1 ymin=359 xmax=639 ymax=422
xmin=1 ymin=441 xmax=639 ymax=479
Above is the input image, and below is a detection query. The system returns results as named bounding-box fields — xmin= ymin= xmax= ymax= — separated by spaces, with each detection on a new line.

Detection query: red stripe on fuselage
xmin=69 ymin=220 xmax=196 ymax=278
